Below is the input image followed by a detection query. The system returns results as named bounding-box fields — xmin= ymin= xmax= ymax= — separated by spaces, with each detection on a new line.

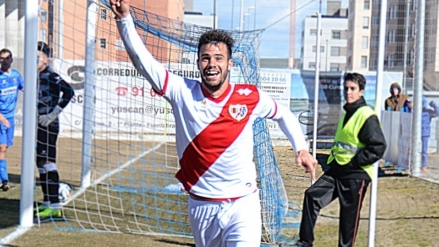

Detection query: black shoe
xmin=1 ymin=181 xmax=10 ymax=191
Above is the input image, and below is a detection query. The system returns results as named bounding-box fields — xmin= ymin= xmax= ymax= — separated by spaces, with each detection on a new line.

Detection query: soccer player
xmin=34 ymin=42 xmax=74 ymax=218
xmin=291 ymin=73 xmax=387 ymax=247
xmin=111 ymin=1 xmax=317 ymax=246
xmin=0 ymin=48 xmax=24 ymax=191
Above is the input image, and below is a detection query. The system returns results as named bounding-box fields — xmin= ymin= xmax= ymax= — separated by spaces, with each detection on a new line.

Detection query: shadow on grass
xmin=0 ymin=174 xmax=21 ymax=230
xmin=320 ymin=213 xmax=439 ymax=221
xmin=7 ymin=174 xmax=21 ymax=185
xmin=0 ymin=198 xmax=20 ymax=229
xmin=155 ymin=239 xmax=195 ymax=246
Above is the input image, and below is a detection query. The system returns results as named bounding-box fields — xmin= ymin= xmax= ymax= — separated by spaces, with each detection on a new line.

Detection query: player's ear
xmin=228 ymin=58 xmax=233 ymax=71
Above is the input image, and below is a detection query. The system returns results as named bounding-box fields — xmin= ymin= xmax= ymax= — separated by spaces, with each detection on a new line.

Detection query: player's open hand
xmin=110 ymin=0 xmax=130 ymax=19
xmin=295 ymin=150 xmax=318 ymax=182
xmin=0 ymin=114 xmax=10 ymax=128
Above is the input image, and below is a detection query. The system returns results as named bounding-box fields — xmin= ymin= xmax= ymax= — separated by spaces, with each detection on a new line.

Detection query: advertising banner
xmin=51 ymin=59 xmax=176 ymax=134
xmin=13 ymin=59 xmax=402 ymax=141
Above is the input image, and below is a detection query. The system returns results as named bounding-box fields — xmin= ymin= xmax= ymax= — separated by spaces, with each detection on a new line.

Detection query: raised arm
xmin=429 ymin=100 xmax=439 ymax=118
xmin=111 ymin=0 xmax=169 ymax=95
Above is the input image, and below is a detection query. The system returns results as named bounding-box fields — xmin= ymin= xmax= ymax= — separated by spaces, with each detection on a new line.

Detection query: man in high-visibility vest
xmin=291 ymin=73 xmax=387 ymax=247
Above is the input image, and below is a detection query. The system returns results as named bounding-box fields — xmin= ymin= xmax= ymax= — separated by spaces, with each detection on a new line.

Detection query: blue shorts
xmin=0 ymin=117 xmax=15 ymax=147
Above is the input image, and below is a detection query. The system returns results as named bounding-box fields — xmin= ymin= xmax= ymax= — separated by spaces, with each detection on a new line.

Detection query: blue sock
xmin=0 ymin=159 xmax=8 ymax=182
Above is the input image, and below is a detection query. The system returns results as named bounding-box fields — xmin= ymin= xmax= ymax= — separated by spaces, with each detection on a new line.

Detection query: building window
xmin=332 ymin=30 xmax=341 ymax=39
xmin=309 ymin=62 xmax=316 ymax=69
xmin=388 ymin=53 xmax=396 ymax=67
xmin=331 ymin=46 xmax=341 ymax=56
xmin=100 ymin=38 xmax=106 ymax=49
xmin=409 ymin=49 xmax=414 ymax=65
xmin=362 ymin=36 xmax=368 ymax=49
xmin=390 ymin=5 xmax=398 ymax=19
xmin=364 ymin=0 xmax=370 ymax=10
xmin=40 ymin=9 xmax=47 ymax=23
xmin=388 ymin=30 xmax=396 ymax=43
xmin=116 ymin=40 xmax=125 ymax=50
xmin=312 ymin=46 xmax=324 ymax=52
xmin=361 ymin=56 xmax=368 ymax=68
xmin=330 ymin=63 xmax=340 ymax=71
xmin=371 ymin=36 xmax=378 ymax=48
xmin=363 ymin=17 xmax=369 ymax=29
xmin=40 ymin=29 xmax=47 ymax=42
xmin=100 ymin=9 xmax=107 ymax=20
xmin=310 ymin=29 xmax=317 ymax=36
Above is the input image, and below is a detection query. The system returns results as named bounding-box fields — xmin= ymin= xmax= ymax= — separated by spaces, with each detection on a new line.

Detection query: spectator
xmin=292 ymin=73 xmax=387 ymax=247
xmin=421 ymin=96 xmax=439 ymax=172
xmin=384 ymin=82 xmax=412 ymax=112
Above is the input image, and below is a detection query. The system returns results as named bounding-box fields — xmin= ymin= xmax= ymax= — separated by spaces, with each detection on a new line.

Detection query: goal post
xmin=80 ymin=0 xmax=98 ymax=189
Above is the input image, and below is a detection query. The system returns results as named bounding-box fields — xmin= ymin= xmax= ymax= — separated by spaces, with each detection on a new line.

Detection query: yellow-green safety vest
xmin=327 ymin=106 xmax=376 ymax=180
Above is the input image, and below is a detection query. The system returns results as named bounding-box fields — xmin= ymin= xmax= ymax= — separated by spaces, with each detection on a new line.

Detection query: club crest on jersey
xmin=229 ymin=104 xmax=248 ymax=121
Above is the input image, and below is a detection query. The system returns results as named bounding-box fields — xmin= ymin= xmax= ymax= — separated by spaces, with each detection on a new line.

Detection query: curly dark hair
xmin=197 ymin=29 xmax=234 ymax=59
xmin=344 ymin=72 xmax=366 ymax=91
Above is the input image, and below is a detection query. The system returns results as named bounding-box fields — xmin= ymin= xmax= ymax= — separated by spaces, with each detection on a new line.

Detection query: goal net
xmin=34 ymin=0 xmax=292 ymax=245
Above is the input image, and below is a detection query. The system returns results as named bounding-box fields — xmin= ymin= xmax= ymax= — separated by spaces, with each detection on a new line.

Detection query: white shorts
xmin=188 ymin=190 xmax=261 ymax=247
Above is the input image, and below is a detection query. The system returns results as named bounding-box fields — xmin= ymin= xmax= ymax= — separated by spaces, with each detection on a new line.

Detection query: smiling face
xmin=197 ymin=42 xmax=233 ymax=97
xmin=344 ymin=80 xmax=364 ymax=104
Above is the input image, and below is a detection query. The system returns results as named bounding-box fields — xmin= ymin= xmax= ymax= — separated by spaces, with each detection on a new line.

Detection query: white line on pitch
xmin=0 ymin=142 xmax=166 ymax=246
xmin=0 ymin=226 xmax=31 ymax=246
xmin=62 ymin=142 xmax=166 ymax=205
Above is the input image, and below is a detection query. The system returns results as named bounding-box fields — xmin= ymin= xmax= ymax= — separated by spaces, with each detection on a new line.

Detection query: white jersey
xmin=117 ymin=15 xmax=308 ymax=199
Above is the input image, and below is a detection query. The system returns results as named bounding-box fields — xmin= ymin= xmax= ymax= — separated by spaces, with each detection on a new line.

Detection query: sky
xmin=191 ymin=0 xmax=348 ymax=58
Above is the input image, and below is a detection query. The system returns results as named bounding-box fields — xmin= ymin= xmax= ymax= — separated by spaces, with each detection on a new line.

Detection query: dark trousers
xmin=36 ymin=122 xmax=59 ymax=165
xmin=298 ymin=174 xmax=370 ymax=247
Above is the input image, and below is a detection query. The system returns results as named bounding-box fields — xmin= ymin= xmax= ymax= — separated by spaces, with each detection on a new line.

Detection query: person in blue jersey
xmin=0 ymin=48 xmax=24 ymax=191
xmin=421 ymin=96 xmax=439 ymax=172
xmin=34 ymin=42 xmax=74 ymax=218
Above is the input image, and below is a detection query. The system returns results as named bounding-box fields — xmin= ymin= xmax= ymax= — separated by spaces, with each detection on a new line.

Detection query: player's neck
xmin=203 ymin=81 xmax=230 ymax=99
xmin=0 ymin=68 xmax=11 ymax=74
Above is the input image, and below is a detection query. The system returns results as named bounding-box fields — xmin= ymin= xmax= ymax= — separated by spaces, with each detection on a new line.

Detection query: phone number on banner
xmin=260 ymin=73 xmax=288 ymax=83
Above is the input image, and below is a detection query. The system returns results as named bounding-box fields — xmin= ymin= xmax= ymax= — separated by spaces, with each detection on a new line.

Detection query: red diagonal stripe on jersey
xmin=176 ymin=85 xmax=259 ymax=192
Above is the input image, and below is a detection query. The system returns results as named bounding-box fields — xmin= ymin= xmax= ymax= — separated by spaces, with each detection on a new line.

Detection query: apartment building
xmin=0 ymin=0 xmax=25 ymax=58
xmin=346 ymin=0 xmax=372 ymax=71
xmin=2 ymin=0 xmax=185 ymax=62
xmin=369 ymin=0 xmax=439 ymax=91
xmin=301 ymin=5 xmax=348 ymax=71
